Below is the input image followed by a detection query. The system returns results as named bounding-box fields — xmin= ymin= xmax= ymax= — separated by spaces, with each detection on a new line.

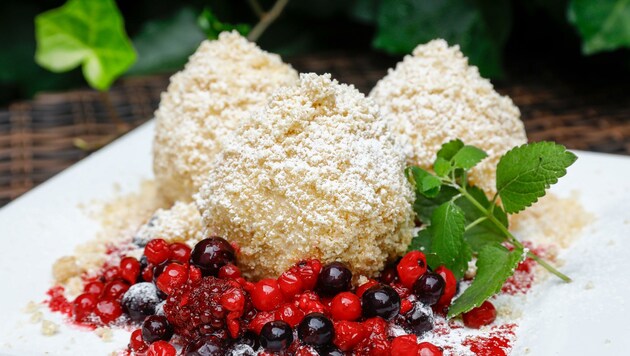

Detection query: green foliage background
xmin=1 ymin=0 xmax=630 ymax=105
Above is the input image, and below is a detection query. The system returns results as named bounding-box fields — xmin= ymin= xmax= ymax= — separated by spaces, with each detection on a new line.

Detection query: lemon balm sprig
xmin=406 ymin=140 xmax=577 ymax=317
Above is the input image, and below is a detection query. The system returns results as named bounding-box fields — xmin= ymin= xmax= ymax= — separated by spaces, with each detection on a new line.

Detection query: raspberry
xmin=156 ymin=263 xmax=189 ymax=295
xmin=418 ymin=342 xmax=443 ymax=356
xmin=145 ymin=239 xmax=171 ymax=265
xmin=129 ymin=329 xmax=148 ymax=353
xmin=169 ymin=242 xmax=191 ymax=264
xmin=95 ymin=299 xmax=123 ymax=324
xmin=333 ymin=320 xmax=367 ymax=351
xmin=147 ymin=340 xmax=176 ymax=356
xmin=297 ymin=291 xmax=327 ymax=315
xmin=462 ymin=301 xmax=496 ymax=329
xmin=397 ymin=251 xmax=428 ymax=288
xmin=120 ymin=257 xmax=141 ymax=284
xmin=102 ymin=279 xmax=130 ymax=301
xmin=275 ymin=303 xmax=305 ymax=327
xmin=83 ymin=281 xmax=104 ymax=295
xmin=73 ymin=293 xmax=98 ymax=322
xmin=356 ymin=279 xmax=379 ymax=298
xmin=435 ymin=266 xmax=457 ymax=307
xmin=251 ymin=279 xmax=284 ymax=312
xmin=218 ymin=263 xmax=241 ymax=279
xmin=330 ymin=292 xmax=361 ymax=321
xmin=391 ymin=335 xmax=419 ymax=355
xmin=164 ymin=276 xmax=251 ymax=342
xmin=278 ymin=269 xmax=304 ymax=298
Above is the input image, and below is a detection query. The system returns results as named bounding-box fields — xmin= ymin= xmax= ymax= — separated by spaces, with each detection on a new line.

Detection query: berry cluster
xmin=66 ymin=236 xmax=497 ymax=355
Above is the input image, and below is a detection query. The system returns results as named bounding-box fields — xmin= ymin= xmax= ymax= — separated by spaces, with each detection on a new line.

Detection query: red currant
xmin=333 ymin=320 xmax=367 ymax=351
xmin=418 ymin=342 xmax=443 ymax=356
xmin=248 ymin=311 xmax=275 ymax=335
xmin=145 ymin=239 xmax=171 ymax=265
xmin=355 ymin=279 xmax=379 ymax=298
xmin=400 ymin=299 xmax=413 ymax=314
xmin=102 ymin=279 xmax=130 ymax=301
xmin=278 ymin=269 xmax=304 ymax=298
xmin=275 ymin=303 xmax=305 ymax=327
xmin=295 ymin=259 xmax=322 ymax=291
xmin=129 ymin=328 xmax=148 ymax=353
xmin=83 ymin=281 xmax=104 ymax=295
xmin=156 ymin=263 xmax=189 ymax=295
xmin=103 ymin=266 xmax=121 ymax=282
xmin=435 ymin=266 xmax=457 ymax=306
xmin=251 ymin=278 xmax=284 ymax=312
xmin=120 ymin=257 xmax=141 ymax=284
xmin=330 ymin=292 xmax=361 ymax=321
xmin=73 ymin=293 xmax=98 ymax=322
xmin=391 ymin=335 xmax=419 ymax=355
xmin=147 ymin=340 xmax=176 ymax=356
xmin=169 ymin=242 xmax=191 ymax=264
xmin=462 ymin=301 xmax=496 ymax=329
xmin=397 ymin=251 xmax=428 ymax=288
xmin=189 ymin=265 xmax=202 ymax=282
xmin=218 ymin=263 xmax=241 ymax=279
xmin=220 ymin=287 xmax=246 ymax=313
xmin=95 ymin=299 xmax=123 ymax=324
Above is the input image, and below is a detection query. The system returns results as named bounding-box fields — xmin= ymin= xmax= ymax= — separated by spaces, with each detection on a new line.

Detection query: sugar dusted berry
xmin=316 ymin=262 xmax=352 ymax=296
xmin=361 ymin=285 xmax=401 ymax=320
xmin=145 ymin=239 xmax=171 ymax=265
xmin=73 ymin=293 xmax=98 ymax=322
xmin=397 ymin=251 xmax=427 ymax=288
xmin=404 ymin=303 xmax=434 ymax=336
xmin=462 ymin=301 xmax=496 ymax=329
xmin=190 ymin=237 xmax=236 ymax=276
xmin=122 ymin=282 xmax=162 ymax=322
xmin=298 ymin=313 xmax=334 ymax=348
xmin=330 ymin=292 xmax=361 ymax=321
xmin=413 ymin=272 xmax=445 ymax=306
xmin=260 ymin=320 xmax=293 ymax=352
xmin=142 ymin=315 xmax=174 ymax=343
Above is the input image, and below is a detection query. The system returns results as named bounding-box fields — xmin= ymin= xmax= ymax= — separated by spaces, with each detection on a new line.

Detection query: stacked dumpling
xmin=153 ymin=31 xmax=298 ymax=202
xmin=196 ymin=73 xmax=415 ymax=279
xmin=370 ymin=39 xmax=527 ymax=193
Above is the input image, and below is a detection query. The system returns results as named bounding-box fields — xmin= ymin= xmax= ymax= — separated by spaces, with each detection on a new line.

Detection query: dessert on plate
xmin=40 ymin=32 xmax=587 ymax=356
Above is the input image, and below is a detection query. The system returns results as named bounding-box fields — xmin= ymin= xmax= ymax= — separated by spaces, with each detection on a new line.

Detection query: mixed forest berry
xmin=189 ymin=237 xmax=236 ymax=276
xmin=361 ymin=285 xmax=401 ymax=320
xmin=297 ymin=312 xmax=335 ymax=348
xmin=462 ymin=301 xmax=497 ymax=329
xmin=413 ymin=272 xmax=446 ymax=306
xmin=259 ymin=320 xmax=293 ymax=352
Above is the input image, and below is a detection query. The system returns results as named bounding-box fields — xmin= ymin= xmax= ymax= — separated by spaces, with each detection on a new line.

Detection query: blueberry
xmin=361 ymin=285 xmax=401 ymax=320
xmin=190 ymin=237 xmax=236 ymax=276
xmin=405 ymin=303 xmax=434 ymax=335
xmin=316 ymin=262 xmax=352 ymax=296
xmin=412 ymin=272 xmax=445 ymax=306
xmin=142 ymin=315 xmax=173 ymax=342
xmin=297 ymin=313 xmax=334 ymax=348
xmin=259 ymin=321 xmax=293 ymax=352
xmin=184 ymin=335 xmax=224 ymax=356
xmin=121 ymin=282 xmax=161 ymax=322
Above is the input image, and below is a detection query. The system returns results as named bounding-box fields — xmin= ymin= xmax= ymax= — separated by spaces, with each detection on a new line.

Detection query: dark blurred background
xmin=0 ymin=0 xmax=629 ymax=206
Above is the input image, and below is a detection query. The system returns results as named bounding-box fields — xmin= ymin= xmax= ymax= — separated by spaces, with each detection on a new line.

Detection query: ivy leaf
xmin=568 ymin=0 xmax=630 ymax=55
xmin=496 ymin=142 xmax=577 ymax=214
xmin=198 ymin=7 xmax=250 ymax=40
xmin=35 ymin=0 xmax=136 ymax=90
xmin=429 ymin=201 xmax=472 ymax=278
xmin=373 ymin=0 xmax=512 ymax=78
xmin=448 ymin=243 xmax=523 ymax=317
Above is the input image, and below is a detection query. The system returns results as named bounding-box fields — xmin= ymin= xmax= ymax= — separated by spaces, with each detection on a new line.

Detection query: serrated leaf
xmin=568 ymin=0 xmax=630 ymax=55
xmin=421 ymin=175 xmax=442 ymax=198
xmin=413 ymin=186 xmax=459 ymax=224
xmin=496 ymin=142 xmax=577 ymax=214
xmin=430 ymin=202 xmax=472 ymax=278
xmin=448 ymin=244 xmax=523 ymax=317
xmin=434 ymin=157 xmax=452 ymax=177
xmin=437 ymin=139 xmax=465 ymax=161
xmin=35 ymin=0 xmax=136 ymax=90
xmin=452 ymin=146 xmax=488 ymax=170
xmin=406 ymin=166 xmax=441 ymax=198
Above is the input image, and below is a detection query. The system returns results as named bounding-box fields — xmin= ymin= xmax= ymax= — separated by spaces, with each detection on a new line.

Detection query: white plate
xmin=0 ymin=120 xmax=629 ymax=355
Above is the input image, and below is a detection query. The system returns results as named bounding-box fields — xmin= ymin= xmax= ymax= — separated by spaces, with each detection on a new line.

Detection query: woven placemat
xmin=1 ymin=52 xmax=629 ymax=207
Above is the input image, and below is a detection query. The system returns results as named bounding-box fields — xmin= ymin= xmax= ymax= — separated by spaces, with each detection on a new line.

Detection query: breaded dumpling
xmin=153 ymin=31 xmax=298 ymax=202
xmin=196 ymin=73 xmax=415 ymax=280
xmin=369 ymin=39 xmax=527 ymax=193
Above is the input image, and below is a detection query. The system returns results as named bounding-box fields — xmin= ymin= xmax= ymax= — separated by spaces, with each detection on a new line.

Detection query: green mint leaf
xmin=198 ymin=8 xmax=251 ymax=40
xmin=448 ymin=243 xmax=523 ymax=317
xmin=406 ymin=166 xmax=441 ymax=198
xmin=437 ymin=139 xmax=465 ymax=161
xmin=456 ymin=186 xmax=508 ymax=251
xmin=413 ymin=186 xmax=459 ymax=224
xmin=408 ymin=229 xmax=443 ymax=269
xmin=35 ymin=0 xmax=136 ymax=90
xmin=496 ymin=142 xmax=577 ymax=214
xmin=430 ymin=201 xmax=472 ymax=279
xmin=568 ymin=0 xmax=630 ymax=55
xmin=452 ymin=146 xmax=488 ymax=171
xmin=434 ymin=157 xmax=451 ymax=177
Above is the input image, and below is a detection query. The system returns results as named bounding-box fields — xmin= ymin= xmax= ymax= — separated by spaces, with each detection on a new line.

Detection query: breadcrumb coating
xmin=135 ymin=202 xmax=204 ymax=245
xmin=369 ymin=39 xmax=527 ymax=193
xmin=153 ymin=31 xmax=298 ymax=202
xmin=197 ymin=73 xmax=415 ymax=280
